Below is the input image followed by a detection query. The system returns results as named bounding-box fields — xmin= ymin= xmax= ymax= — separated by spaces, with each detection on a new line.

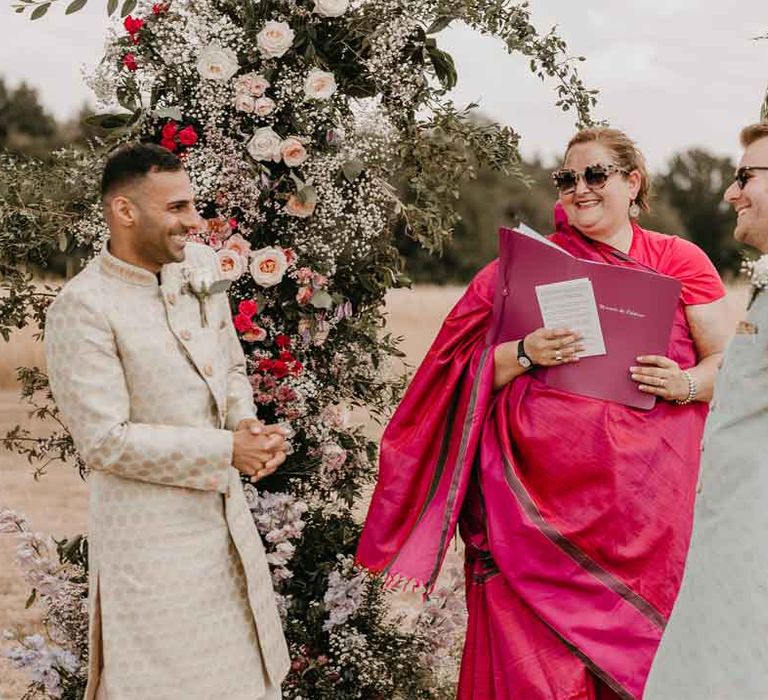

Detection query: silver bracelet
xmin=675 ymin=370 xmax=697 ymax=405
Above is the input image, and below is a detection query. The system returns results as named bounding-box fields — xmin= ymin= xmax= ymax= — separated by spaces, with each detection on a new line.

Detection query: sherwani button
xmin=203 ymin=363 xmax=214 ymax=377
xmin=180 ymin=329 xmax=192 ymax=341
xmin=219 ymin=320 xmax=226 ymax=330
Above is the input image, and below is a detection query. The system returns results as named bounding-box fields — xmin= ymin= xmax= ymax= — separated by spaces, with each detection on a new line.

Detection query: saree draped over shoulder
xmin=357 ymin=222 xmax=725 ymax=700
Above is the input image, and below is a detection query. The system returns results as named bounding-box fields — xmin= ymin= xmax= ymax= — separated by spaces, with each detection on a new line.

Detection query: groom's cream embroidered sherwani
xmin=45 ymin=243 xmax=290 ymax=699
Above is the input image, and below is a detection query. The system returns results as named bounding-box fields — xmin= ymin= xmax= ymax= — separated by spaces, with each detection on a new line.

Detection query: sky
xmin=0 ymin=1 xmax=767 ymax=169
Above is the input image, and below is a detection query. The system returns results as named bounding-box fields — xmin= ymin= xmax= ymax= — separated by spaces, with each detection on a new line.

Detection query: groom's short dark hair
xmin=101 ymin=142 xmax=183 ymax=199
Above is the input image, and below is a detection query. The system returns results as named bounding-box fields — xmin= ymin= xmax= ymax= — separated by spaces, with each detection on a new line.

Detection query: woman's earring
xmin=629 ymin=200 xmax=640 ymax=218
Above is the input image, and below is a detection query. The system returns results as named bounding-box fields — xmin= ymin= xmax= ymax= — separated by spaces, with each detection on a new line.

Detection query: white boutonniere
xmin=742 ymin=254 xmax=768 ymax=310
xmin=181 ymin=266 xmax=232 ymax=326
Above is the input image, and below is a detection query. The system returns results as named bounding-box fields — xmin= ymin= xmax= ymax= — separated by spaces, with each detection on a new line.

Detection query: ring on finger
xmin=554 ymin=350 xmax=563 ymax=362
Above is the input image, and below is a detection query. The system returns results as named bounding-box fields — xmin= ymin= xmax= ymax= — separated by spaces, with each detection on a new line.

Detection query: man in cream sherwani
xmin=44 ymin=142 xmax=290 ymax=699
xmin=645 ymin=122 xmax=768 ymax=698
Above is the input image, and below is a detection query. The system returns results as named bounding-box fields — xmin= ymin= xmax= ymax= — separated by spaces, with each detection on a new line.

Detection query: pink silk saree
xmin=357 ymin=219 xmax=725 ymax=699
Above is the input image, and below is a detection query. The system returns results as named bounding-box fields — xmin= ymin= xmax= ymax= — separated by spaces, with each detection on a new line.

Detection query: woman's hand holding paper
xmin=524 ymin=327 xmax=584 ymax=366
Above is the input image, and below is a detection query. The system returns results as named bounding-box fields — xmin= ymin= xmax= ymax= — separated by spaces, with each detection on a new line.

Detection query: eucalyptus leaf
xmin=154 ymin=106 xmax=184 ymax=121
xmin=296 ymin=184 xmax=317 ymax=206
xmin=107 ymin=0 xmax=118 ymax=14
xmin=426 ymin=15 xmax=454 ymax=34
xmin=65 ymin=0 xmax=88 ymax=14
xmin=309 ymin=290 xmax=333 ymax=310
xmin=120 ymin=0 xmax=137 ymax=17
xmin=342 ymin=157 xmax=365 ymax=182
xmin=25 ymin=589 xmax=37 ymax=609
xmin=84 ymin=112 xmax=134 ymax=130
xmin=30 ymin=3 xmax=50 ymax=20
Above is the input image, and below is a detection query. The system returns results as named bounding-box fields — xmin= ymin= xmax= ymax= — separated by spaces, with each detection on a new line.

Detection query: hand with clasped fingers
xmin=232 ymin=418 xmax=289 ymax=482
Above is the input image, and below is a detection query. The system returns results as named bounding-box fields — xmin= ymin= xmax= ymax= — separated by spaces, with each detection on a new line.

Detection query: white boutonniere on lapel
xmin=181 ymin=267 xmax=232 ymax=327
xmin=742 ymin=254 xmax=768 ymax=311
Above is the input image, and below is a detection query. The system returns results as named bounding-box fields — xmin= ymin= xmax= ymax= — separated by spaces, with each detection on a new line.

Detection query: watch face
xmin=518 ymin=355 xmax=532 ymax=369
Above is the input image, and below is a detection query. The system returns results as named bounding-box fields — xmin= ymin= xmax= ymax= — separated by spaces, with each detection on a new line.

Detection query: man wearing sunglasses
xmin=646 ymin=121 xmax=768 ymax=698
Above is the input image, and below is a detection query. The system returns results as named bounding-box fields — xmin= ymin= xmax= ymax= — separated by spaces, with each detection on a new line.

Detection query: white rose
xmin=304 ymin=68 xmax=337 ymax=100
xmin=196 ymin=42 xmax=239 ymax=82
xmin=235 ymin=93 xmax=255 ymax=113
xmin=217 ymin=249 xmax=246 ymax=281
xmin=233 ymin=72 xmax=270 ymax=97
xmin=250 ymin=247 xmax=289 ymax=287
xmin=313 ymin=0 xmax=349 ymax=17
xmin=280 ymin=137 xmax=308 ymax=168
xmin=253 ymin=97 xmax=276 ymax=117
xmin=256 ymin=21 xmax=295 ymax=59
xmin=187 ymin=266 xmax=216 ymax=295
xmin=247 ymin=127 xmax=282 ymax=162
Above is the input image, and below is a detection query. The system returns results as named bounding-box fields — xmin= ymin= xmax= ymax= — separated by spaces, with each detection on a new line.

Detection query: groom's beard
xmin=129 ymin=222 xmax=189 ymax=270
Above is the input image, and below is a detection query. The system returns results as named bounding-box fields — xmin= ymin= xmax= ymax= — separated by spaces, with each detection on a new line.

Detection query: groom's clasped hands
xmin=232 ymin=418 xmax=290 ymax=482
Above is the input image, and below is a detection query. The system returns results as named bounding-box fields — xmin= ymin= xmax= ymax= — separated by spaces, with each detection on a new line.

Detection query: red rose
xmin=238 ymin=299 xmax=259 ymax=318
xmin=290 ymin=360 xmax=303 ymax=375
xmin=151 ymin=2 xmax=169 ymax=14
xmin=278 ymin=350 xmax=295 ymax=363
xmin=159 ymin=138 xmax=177 ymax=152
xmin=258 ymin=358 xmax=274 ymax=373
xmin=123 ymin=15 xmax=144 ymax=35
xmin=161 ymin=121 xmax=178 ymax=140
xmin=233 ymin=314 xmax=254 ymax=333
xmin=275 ymin=334 xmax=291 ymax=349
xmin=271 ymin=361 xmax=290 ymax=379
xmin=122 ymin=53 xmax=138 ymax=71
xmin=228 ymin=217 xmax=238 ymax=231
xmin=177 ymin=126 xmax=198 ymax=147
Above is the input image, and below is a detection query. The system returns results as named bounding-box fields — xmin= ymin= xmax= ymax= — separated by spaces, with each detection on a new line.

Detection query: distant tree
xmin=656 ymin=149 xmax=740 ymax=275
xmin=0 ymin=77 xmax=58 ymax=157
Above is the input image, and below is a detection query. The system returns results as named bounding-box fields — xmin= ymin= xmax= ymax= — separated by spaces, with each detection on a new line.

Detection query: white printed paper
xmin=534 ymin=278 xmax=606 ymax=357
xmin=516 ymin=223 xmax=573 ymax=254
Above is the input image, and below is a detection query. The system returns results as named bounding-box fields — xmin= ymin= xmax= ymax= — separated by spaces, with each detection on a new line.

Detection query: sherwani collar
xmin=99 ymin=244 xmax=160 ymax=287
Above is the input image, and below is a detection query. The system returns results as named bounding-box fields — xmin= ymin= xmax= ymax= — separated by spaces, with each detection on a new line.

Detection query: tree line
xmin=399 ymin=149 xmax=742 ymax=283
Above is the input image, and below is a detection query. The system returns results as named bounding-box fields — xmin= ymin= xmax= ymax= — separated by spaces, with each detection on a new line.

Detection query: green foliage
xmin=656 ymin=148 xmax=740 ymax=275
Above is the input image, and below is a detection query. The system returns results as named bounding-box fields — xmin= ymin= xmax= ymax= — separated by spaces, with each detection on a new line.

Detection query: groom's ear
xmin=106 ymin=193 xmax=138 ymax=228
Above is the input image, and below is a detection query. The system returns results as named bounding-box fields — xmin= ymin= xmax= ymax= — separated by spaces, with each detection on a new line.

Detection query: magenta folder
xmin=487 ymin=226 xmax=682 ymax=410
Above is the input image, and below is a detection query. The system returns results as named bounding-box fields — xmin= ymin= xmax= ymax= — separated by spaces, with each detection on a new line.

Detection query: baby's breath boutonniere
xmin=181 ymin=267 xmax=232 ymax=327
xmin=741 ymin=254 xmax=768 ymax=311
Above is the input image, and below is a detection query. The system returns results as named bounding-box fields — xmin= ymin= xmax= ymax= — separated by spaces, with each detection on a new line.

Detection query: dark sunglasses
xmin=551 ymin=163 xmax=629 ymax=194
xmin=734 ymin=166 xmax=768 ymax=190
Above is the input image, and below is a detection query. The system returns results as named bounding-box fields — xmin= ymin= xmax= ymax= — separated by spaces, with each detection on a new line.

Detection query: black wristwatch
xmin=517 ymin=337 xmax=534 ymax=369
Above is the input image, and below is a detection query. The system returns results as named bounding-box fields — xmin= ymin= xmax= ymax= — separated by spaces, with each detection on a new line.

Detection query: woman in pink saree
xmin=357 ymin=128 xmax=733 ymax=699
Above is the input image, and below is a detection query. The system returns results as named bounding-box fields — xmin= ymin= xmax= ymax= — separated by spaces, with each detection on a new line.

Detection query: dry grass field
xmin=0 ymin=283 xmax=749 ymax=697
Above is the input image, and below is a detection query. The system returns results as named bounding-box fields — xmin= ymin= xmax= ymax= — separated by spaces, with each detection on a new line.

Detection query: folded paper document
xmin=487 ymin=225 xmax=682 ymax=409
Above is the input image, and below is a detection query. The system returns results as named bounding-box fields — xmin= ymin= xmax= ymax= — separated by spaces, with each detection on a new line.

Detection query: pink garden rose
xmin=233 ymin=72 xmax=270 ymax=97
xmin=250 ymin=246 xmax=289 ymax=287
xmin=217 ymin=249 xmax=245 ymax=280
xmin=285 ymin=193 xmax=316 ymax=218
xmin=280 ymin=137 xmax=308 ymax=167
xmin=224 ymin=233 xmax=252 ymax=258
